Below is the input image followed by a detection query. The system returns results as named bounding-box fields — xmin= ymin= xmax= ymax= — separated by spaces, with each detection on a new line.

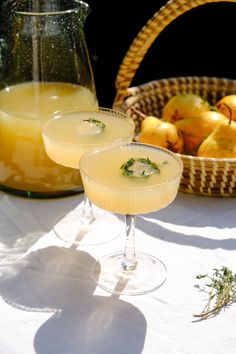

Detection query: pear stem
xmin=222 ymin=102 xmax=232 ymax=125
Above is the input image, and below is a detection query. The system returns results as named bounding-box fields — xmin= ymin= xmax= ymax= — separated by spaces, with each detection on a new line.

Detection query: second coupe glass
xmin=42 ymin=108 xmax=135 ymax=246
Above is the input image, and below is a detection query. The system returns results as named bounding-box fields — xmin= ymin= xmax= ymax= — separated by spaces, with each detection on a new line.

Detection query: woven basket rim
xmin=176 ymin=153 xmax=236 ymax=162
xmin=127 ymin=75 xmax=236 ymax=91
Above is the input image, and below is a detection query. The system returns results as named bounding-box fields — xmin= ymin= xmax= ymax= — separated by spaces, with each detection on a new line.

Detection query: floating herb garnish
xmin=121 ymin=157 xmax=167 ymax=177
xmin=194 ymin=266 xmax=236 ymax=320
xmin=83 ymin=118 xmax=105 ymax=130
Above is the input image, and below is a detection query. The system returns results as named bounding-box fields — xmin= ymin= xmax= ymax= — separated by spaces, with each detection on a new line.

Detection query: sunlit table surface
xmin=0 ymin=189 xmax=236 ymax=354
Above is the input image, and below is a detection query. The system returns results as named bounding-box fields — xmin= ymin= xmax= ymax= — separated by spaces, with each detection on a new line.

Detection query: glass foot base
xmin=94 ymin=251 xmax=167 ymax=295
xmin=53 ymin=207 xmax=122 ymax=246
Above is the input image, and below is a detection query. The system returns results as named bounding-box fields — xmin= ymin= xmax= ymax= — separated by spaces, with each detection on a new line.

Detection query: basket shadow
xmin=137 ymin=192 xmax=236 ymax=250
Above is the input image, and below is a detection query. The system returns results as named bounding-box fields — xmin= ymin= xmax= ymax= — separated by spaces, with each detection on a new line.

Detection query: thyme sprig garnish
xmin=194 ymin=266 xmax=236 ymax=320
xmin=83 ymin=118 xmax=105 ymax=130
xmin=121 ymin=157 xmax=167 ymax=177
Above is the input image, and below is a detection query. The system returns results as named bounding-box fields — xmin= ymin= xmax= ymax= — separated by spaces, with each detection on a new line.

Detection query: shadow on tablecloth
xmin=0 ymin=191 xmax=80 ymax=267
xmin=137 ymin=192 xmax=236 ymax=250
xmin=0 ymin=245 xmax=147 ymax=354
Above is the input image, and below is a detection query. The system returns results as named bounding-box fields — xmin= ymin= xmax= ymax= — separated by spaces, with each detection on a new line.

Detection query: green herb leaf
xmin=120 ymin=158 xmax=135 ymax=176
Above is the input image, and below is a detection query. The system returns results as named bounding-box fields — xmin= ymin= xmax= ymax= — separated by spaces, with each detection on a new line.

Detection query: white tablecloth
xmin=0 ymin=190 xmax=236 ymax=354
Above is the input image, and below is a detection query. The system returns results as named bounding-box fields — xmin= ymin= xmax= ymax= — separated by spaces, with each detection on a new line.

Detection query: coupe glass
xmin=79 ymin=142 xmax=183 ymax=295
xmin=42 ymin=108 xmax=135 ymax=246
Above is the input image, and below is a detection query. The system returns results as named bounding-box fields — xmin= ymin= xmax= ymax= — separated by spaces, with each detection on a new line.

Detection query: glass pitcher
xmin=0 ymin=0 xmax=98 ymax=198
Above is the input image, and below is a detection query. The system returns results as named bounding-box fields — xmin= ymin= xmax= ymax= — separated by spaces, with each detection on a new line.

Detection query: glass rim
xmin=79 ymin=142 xmax=184 ymax=191
xmin=42 ymin=107 xmax=135 ymax=148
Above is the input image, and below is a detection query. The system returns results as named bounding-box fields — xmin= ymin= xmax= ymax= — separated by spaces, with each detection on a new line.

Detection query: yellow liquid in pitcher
xmin=0 ymin=81 xmax=98 ymax=195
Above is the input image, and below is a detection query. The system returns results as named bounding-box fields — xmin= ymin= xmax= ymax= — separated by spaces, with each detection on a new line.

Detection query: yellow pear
xmin=216 ymin=95 xmax=236 ymax=121
xmin=175 ymin=111 xmax=227 ymax=155
xmin=138 ymin=115 xmax=184 ymax=153
xmin=198 ymin=119 xmax=236 ymax=158
xmin=162 ymin=93 xmax=210 ymax=123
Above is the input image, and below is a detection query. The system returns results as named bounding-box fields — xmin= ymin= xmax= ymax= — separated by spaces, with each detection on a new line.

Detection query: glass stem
xmin=121 ymin=214 xmax=138 ymax=271
xmin=81 ymin=194 xmax=95 ymax=225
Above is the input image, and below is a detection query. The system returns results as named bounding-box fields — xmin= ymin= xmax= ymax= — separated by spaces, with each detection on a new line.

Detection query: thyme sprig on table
xmin=194 ymin=266 xmax=236 ymax=320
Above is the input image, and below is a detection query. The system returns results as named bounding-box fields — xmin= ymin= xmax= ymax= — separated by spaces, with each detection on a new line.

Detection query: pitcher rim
xmin=14 ymin=0 xmax=89 ymax=17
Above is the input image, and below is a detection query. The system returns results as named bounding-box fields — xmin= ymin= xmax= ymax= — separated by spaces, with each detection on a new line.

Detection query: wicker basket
xmin=113 ymin=0 xmax=236 ymax=197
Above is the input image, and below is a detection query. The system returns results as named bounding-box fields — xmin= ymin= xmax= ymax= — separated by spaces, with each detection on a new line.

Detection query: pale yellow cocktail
xmin=0 ymin=81 xmax=98 ymax=195
xmin=42 ymin=109 xmax=135 ymax=169
xmin=41 ymin=108 xmax=135 ymax=246
xmin=80 ymin=143 xmax=183 ymax=215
